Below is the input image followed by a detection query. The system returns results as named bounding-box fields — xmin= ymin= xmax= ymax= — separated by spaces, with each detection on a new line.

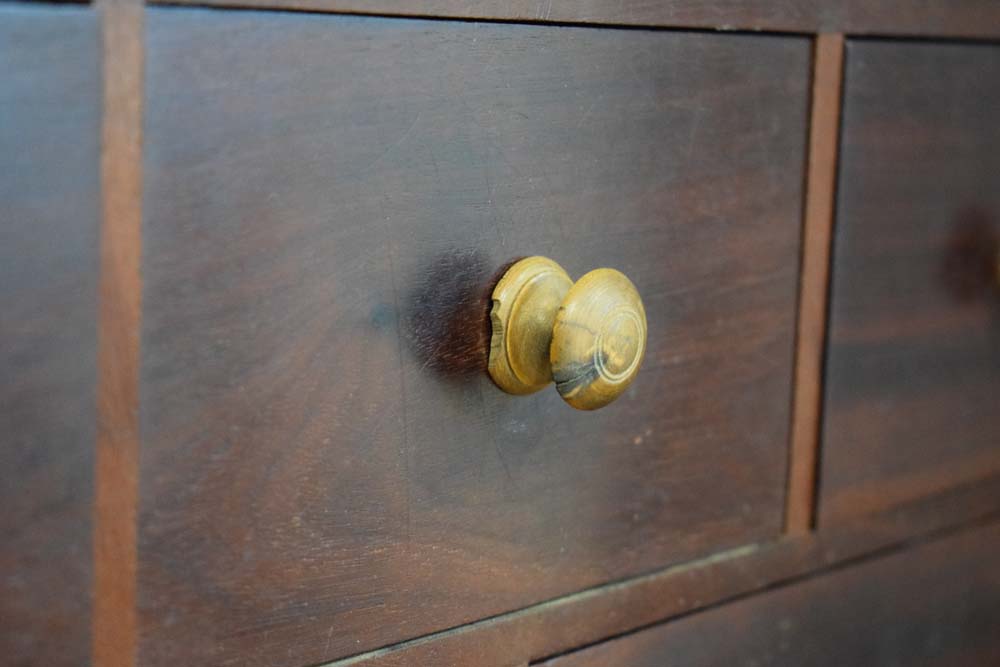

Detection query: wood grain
xmin=0 ymin=7 xmax=102 ymax=666
xmin=819 ymin=40 xmax=1000 ymax=526
xmin=327 ymin=473 xmax=1000 ymax=666
xmin=541 ymin=518 xmax=1000 ymax=667
xmin=140 ymin=11 xmax=809 ymax=665
xmin=148 ymin=0 xmax=1000 ymax=39
xmin=93 ymin=0 xmax=144 ymax=666
xmin=550 ymin=267 xmax=647 ymax=411
xmin=785 ymin=34 xmax=844 ymax=535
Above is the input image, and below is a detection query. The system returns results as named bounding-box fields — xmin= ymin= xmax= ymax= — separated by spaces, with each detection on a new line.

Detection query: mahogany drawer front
xmin=140 ymin=10 xmax=809 ymax=665
xmin=820 ymin=41 xmax=1000 ymax=525
xmin=0 ymin=7 xmax=101 ymax=666
xmin=542 ymin=520 xmax=1000 ymax=666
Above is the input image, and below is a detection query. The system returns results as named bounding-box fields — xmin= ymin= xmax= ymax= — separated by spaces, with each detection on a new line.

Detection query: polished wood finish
xmin=0 ymin=8 xmax=102 ymax=666
xmin=328 ymin=474 xmax=1000 ymax=666
xmin=93 ymin=0 xmax=145 ymax=666
xmin=785 ymin=34 xmax=845 ymax=535
xmin=0 ymin=5 xmax=1000 ymax=667
xmin=150 ymin=0 xmax=1000 ymax=39
xmin=140 ymin=11 xmax=808 ymax=665
xmin=551 ymin=268 xmax=647 ymax=410
xmin=489 ymin=257 xmax=573 ymax=396
xmin=820 ymin=40 xmax=1000 ymax=526
xmin=542 ymin=518 xmax=1000 ymax=666
xmin=488 ymin=257 xmax=647 ymax=410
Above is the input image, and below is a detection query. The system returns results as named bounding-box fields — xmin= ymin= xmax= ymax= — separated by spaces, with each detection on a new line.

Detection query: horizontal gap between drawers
xmin=144 ymin=3 xmax=813 ymax=38
xmin=144 ymin=0 xmax=1000 ymax=41
xmin=317 ymin=473 xmax=1000 ymax=667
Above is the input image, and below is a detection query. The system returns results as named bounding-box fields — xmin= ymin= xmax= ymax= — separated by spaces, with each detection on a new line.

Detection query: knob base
xmin=488 ymin=256 xmax=572 ymax=395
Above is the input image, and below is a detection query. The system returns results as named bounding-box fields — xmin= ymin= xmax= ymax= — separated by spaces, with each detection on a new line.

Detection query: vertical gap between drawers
xmin=93 ymin=1 xmax=144 ymax=666
xmin=785 ymin=33 xmax=845 ymax=535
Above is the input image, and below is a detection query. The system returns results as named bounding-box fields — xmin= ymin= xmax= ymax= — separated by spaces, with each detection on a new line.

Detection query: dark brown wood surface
xmin=140 ymin=11 xmax=808 ymax=665
xmin=327 ymin=474 xmax=1000 ymax=666
xmin=542 ymin=518 xmax=1000 ymax=666
xmin=0 ymin=7 xmax=102 ymax=666
xmin=819 ymin=41 xmax=1000 ymax=526
xmin=149 ymin=0 xmax=1000 ymax=39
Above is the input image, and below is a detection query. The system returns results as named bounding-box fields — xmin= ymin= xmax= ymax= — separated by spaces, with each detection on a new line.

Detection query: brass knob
xmin=488 ymin=256 xmax=647 ymax=410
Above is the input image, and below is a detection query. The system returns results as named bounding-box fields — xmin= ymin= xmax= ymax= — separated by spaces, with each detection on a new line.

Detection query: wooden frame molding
xmin=93 ymin=1 xmax=144 ymax=666
xmin=785 ymin=33 xmax=845 ymax=535
xmin=148 ymin=0 xmax=1000 ymax=39
xmin=323 ymin=475 xmax=1000 ymax=667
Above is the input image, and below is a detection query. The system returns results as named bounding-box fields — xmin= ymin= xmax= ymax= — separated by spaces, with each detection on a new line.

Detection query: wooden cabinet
xmin=820 ymin=40 xmax=1000 ymax=526
xmin=2 ymin=3 xmax=999 ymax=667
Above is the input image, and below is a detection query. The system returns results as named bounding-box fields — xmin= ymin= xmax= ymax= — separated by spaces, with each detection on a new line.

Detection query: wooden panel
xmin=149 ymin=0 xmax=1000 ymax=39
xmin=543 ymin=519 xmax=1000 ymax=666
xmin=0 ymin=7 xmax=102 ymax=666
xmin=140 ymin=11 xmax=809 ymax=665
xmin=820 ymin=41 xmax=1000 ymax=526
xmin=326 ymin=474 xmax=1000 ymax=666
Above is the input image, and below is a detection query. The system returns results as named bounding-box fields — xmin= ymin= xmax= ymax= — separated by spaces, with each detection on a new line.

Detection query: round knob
xmin=488 ymin=256 xmax=647 ymax=410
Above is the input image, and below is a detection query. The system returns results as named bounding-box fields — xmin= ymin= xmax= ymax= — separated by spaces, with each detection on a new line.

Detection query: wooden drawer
xmin=541 ymin=521 xmax=1000 ymax=666
xmin=820 ymin=41 xmax=1000 ymax=525
xmin=140 ymin=10 xmax=809 ymax=665
xmin=0 ymin=8 xmax=101 ymax=666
